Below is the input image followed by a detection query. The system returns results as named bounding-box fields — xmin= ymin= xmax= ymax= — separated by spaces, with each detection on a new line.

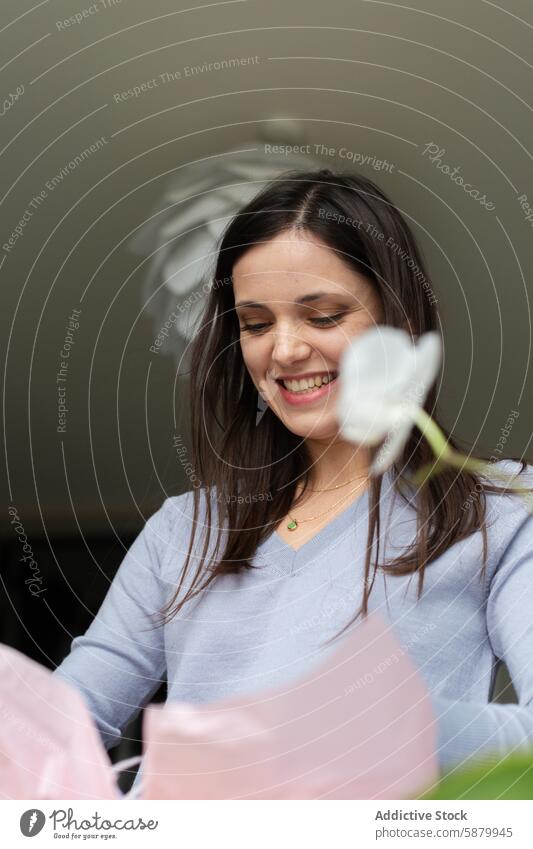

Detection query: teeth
xmin=282 ymin=373 xmax=337 ymax=393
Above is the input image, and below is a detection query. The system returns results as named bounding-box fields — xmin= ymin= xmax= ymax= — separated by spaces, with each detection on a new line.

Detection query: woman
xmin=54 ymin=168 xmax=533 ymax=787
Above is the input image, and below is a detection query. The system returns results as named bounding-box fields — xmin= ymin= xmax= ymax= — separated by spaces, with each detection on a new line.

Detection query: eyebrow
xmin=234 ymin=292 xmax=337 ymax=310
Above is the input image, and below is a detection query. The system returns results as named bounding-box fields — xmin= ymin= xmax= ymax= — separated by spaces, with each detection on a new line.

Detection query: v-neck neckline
xmin=255 ymin=483 xmax=371 ymax=577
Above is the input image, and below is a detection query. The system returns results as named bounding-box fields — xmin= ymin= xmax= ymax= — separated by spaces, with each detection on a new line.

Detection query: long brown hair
xmin=160 ymin=168 xmax=527 ymax=638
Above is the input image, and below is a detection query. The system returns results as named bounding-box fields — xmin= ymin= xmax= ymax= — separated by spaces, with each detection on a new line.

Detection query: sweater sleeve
xmin=432 ymin=510 xmax=533 ymax=773
xmin=52 ymin=501 xmax=169 ymax=752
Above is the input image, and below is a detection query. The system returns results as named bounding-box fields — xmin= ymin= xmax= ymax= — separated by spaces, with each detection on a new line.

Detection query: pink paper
xmin=142 ymin=612 xmax=439 ymax=799
xmin=0 ymin=644 xmax=118 ymax=800
xmin=0 ymin=613 xmax=438 ymax=800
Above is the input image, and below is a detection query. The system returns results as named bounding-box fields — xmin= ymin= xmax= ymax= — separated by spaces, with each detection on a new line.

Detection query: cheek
xmin=316 ymin=330 xmax=349 ymax=363
xmin=337 ymin=312 xmax=380 ymax=353
xmin=239 ymin=336 xmax=265 ymax=375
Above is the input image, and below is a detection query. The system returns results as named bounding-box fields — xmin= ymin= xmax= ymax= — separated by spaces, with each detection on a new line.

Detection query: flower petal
xmin=336 ymin=326 xmax=442 ymax=456
xmin=410 ymin=331 xmax=442 ymax=402
xmin=339 ymin=326 xmax=422 ymax=396
xmin=370 ymin=420 xmax=413 ymax=475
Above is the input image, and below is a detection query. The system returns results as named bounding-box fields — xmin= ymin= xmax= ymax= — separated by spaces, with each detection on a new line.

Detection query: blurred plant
xmin=418 ymin=750 xmax=533 ymax=799
xmin=128 ymin=128 xmax=320 ymax=368
xmin=336 ymin=325 xmax=532 ymax=503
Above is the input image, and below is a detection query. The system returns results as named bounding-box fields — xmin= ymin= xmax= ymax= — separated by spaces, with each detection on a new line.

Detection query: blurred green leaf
xmin=419 ymin=751 xmax=533 ymax=799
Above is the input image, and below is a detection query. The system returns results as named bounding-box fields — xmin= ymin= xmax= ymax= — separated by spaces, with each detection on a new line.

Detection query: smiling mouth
xmin=275 ymin=372 xmax=339 ymax=395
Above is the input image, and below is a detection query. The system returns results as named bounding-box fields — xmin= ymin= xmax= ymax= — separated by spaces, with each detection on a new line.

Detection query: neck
xmin=302 ymin=437 xmax=371 ymax=490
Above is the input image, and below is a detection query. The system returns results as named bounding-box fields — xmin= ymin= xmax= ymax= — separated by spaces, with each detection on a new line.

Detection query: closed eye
xmin=311 ymin=312 xmax=347 ymax=326
xmin=240 ymin=322 xmax=270 ymax=333
xmin=240 ymin=312 xmax=347 ymax=333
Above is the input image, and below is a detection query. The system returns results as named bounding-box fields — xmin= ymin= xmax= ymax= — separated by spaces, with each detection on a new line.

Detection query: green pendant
xmin=287 ymin=519 xmax=298 ymax=530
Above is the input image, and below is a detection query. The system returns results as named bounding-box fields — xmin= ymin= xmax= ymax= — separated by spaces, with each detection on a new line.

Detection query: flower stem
xmin=409 ymin=408 xmax=532 ymax=508
xmin=409 ymin=407 xmax=454 ymax=485
xmin=412 ymin=407 xmax=454 ymax=460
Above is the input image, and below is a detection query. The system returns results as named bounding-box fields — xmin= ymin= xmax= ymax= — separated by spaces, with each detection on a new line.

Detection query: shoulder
xmin=482 ymin=458 xmax=533 ymax=522
xmin=382 ymin=459 xmax=533 ymax=562
xmin=152 ymin=486 xmax=215 ymax=537
xmin=161 ymin=485 xmax=221 ymax=515
xmin=148 ymin=487 xmax=221 ymax=575
xmin=481 ymin=459 xmax=533 ymax=571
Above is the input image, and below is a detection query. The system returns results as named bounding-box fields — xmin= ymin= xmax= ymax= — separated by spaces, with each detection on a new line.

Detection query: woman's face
xmin=233 ymin=229 xmax=384 ymax=441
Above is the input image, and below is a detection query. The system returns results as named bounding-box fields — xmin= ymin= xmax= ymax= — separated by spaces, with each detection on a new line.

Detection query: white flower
xmin=336 ymin=326 xmax=442 ymax=474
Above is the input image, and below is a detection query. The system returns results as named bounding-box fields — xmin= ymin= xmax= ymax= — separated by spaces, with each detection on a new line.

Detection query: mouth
xmin=273 ymin=371 xmax=339 ymax=406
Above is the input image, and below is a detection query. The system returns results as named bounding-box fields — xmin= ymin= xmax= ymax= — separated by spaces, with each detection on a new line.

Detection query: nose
xmin=270 ymin=322 xmax=313 ymax=368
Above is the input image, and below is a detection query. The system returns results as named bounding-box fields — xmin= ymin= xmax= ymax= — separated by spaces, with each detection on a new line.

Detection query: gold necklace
xmin=286 ymin=479 xmax=367 ymax=531
xmin=305 ymin=473 xmax=366 ymax=493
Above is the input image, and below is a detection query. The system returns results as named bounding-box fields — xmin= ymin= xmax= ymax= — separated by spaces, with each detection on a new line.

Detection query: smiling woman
xmin=163 ymin=166 xmax=527 ymax=618
xmin=54 ymin=168 xmax=533 ymax=786
xmin=230 ymin=225 xmax=384 ymax=544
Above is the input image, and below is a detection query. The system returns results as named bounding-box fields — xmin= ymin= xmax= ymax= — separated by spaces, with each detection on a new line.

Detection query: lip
xmin=275 ymin=374 xmax=339 ymax=407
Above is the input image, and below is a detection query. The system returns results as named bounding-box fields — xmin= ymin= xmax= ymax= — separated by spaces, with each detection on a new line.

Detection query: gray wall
xmin=2 ymin=0 xmax=532 ymax=534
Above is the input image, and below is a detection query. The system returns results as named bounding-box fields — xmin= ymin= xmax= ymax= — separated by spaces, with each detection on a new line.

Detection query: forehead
xmin=232 ymin=230 xmax=368 ymax=299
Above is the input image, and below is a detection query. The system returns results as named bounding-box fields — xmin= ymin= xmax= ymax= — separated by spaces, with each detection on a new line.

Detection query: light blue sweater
xmin=54 ymin=460 xmax=533 ymax=783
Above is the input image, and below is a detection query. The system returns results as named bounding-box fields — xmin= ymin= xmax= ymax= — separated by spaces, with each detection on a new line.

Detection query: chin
xmin=285 ymin=421 xmax=340 ymax=441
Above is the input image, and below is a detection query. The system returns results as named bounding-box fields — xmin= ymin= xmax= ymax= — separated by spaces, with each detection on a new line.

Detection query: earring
xmin=256 ymin=389 xmax=268 ymax=425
